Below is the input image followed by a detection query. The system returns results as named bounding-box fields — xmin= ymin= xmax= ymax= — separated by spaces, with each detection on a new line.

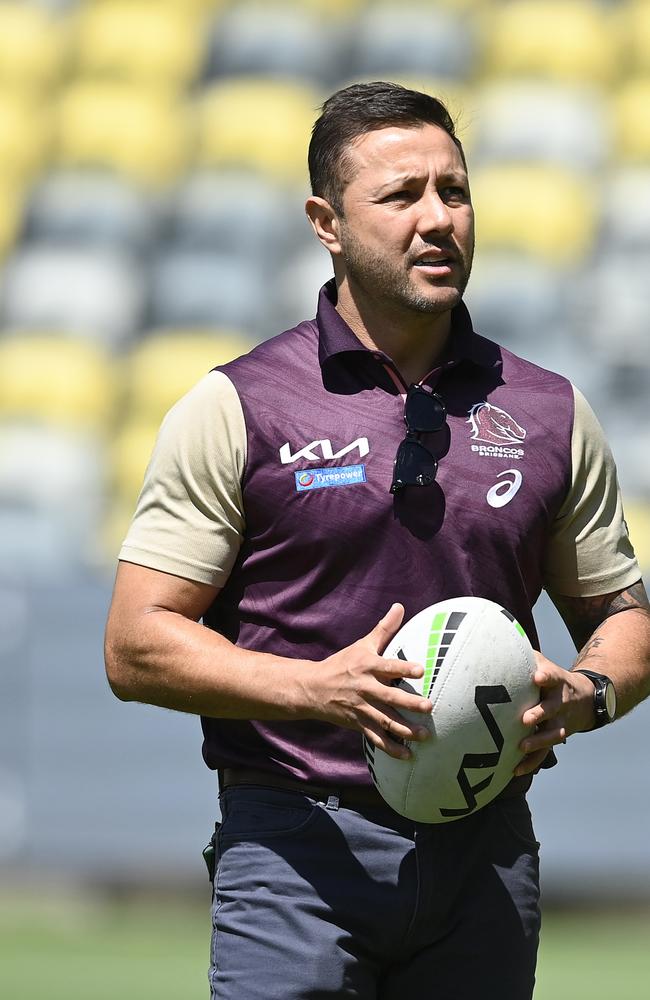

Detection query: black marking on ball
xmin=439 ymin=685 xmax=511 ymax=818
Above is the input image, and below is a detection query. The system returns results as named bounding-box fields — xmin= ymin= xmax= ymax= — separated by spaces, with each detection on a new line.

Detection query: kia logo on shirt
xmin=279 ymin=438 xmax=370 ymax=465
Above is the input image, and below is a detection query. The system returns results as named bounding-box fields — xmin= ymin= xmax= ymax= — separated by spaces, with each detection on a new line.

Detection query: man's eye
xmin=441 ymin=186 xmax=467 ymax=201
xmin=383 ymin=190 xmax=414 ymax=202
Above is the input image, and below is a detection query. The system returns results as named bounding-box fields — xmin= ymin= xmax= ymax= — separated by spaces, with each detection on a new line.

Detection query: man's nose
xmin=416 ymin=191 xmax=453 ymax=238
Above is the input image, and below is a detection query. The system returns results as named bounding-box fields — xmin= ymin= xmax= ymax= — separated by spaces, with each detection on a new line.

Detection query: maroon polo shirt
xmin=201 ymin=280 xmax=574 ymax=785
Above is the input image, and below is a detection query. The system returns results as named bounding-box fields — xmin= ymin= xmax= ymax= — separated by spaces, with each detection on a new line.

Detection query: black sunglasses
xmin=390 ymin=385 xmax=447 ymax=494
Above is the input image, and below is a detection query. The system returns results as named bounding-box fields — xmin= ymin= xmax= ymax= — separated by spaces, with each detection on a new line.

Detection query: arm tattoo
xmin=551 ymin=580 xmax=650 ymax=654
xmin=574 ymin=634 xmax=605 ymax=668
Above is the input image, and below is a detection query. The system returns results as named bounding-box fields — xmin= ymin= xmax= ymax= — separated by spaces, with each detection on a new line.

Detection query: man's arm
xmin=104 ymin=561 xmax=433 ymax=761
xmin=515 ymin=580 xmax=650 ymax=775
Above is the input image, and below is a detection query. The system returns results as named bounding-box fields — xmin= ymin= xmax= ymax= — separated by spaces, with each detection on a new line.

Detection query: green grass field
xmin=1 ymin=891 xmax=649 ymax=999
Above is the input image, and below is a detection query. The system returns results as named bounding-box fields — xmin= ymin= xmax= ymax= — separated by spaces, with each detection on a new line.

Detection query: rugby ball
xmin=363 ymin=597 xmax=539 ymax=823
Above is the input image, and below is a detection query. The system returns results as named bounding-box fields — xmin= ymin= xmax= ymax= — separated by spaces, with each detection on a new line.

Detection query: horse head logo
xmin=467 ymin=402 xmax=526 ymax=445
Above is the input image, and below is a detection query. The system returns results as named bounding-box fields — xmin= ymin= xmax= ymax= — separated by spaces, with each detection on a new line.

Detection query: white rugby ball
xmin=363 ymin=597 xmax=539 ymax=823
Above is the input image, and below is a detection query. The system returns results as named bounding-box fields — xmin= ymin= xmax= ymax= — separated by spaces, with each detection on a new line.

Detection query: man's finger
xmin=364 ymin=703 xmax=431 ymax=746
xmin=533 ymin=668 xmax=563 ymax=688
xmin=365 ymin=729 xmax=412 ymax=760
xmin=366 ymin=603 xmax=405 ymax=654
xmin=514 ymin=746 xmax=554 ymax=777
xmin=519 ymin=722 xmax=566 ymax=754
xmin=522 ymin=703 xmax=547 ymax=728
xmin=382 ymin=685 xmax=433 ymax=715
xmin=379 ymin=658 xmax=424 ymax=680
xmin=363 ymin=721 xmax=415 ymax=761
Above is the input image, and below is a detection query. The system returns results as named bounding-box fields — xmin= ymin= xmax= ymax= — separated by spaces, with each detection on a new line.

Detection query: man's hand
xmin=308 ymin=603 xmax=432 ymax=760
xmin=514 ymin=651 xmax=596 ymax=776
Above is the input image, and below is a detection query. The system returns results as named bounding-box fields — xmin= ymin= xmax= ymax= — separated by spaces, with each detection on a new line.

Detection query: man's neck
xmin=334 ymin=279 xmax=453 ymax=387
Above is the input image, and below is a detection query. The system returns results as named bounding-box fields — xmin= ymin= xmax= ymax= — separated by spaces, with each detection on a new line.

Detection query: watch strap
xmin=574 ymin=669 xmax=616 ymax=727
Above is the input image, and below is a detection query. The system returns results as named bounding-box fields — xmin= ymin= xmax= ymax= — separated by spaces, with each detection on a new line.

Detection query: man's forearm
xmin=104 ymin=562 xmax=433 ymax=760
xmin=569 ymin=608 xmax=650 ymax=718
xmin=553 ymin=581 xmax=650 ymax=719
xmin=105 ymin=606 xmax=312 ymax=721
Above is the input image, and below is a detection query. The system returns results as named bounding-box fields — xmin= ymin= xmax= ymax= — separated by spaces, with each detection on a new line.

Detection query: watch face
xmin=605 ymin=682 xmax=617 ymax=720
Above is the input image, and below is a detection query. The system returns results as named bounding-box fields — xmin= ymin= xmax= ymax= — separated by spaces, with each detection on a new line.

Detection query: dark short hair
xmin=308 ymin=81 xmax=465 ymax=214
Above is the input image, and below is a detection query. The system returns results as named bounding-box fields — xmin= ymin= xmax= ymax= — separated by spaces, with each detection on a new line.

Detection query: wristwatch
xmin=574 ymin=669 xmax=617 ymax=728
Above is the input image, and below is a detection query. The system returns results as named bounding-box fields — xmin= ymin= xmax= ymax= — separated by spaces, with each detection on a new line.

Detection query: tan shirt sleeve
xmin=119 ymin=370 xmax=246 ymax=587
xmin=543 ymin=384 xmax=640 ymax=598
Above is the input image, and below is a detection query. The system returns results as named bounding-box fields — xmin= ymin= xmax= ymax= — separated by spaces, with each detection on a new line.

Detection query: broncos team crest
xmin=467 ymin=402 xmax=526 ymax=459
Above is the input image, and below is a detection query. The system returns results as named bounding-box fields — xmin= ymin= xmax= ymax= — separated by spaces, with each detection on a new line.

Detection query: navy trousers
xmin=208 ymin=785 xmax=540 ymax=999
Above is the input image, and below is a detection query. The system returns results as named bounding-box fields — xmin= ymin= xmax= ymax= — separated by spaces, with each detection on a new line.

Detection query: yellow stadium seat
xmin=196 ymin=78 xmax=321 ymax=182
xmin=125 ymin=330 xmax=254 ymax=424
xmin=112 ymin=329 xmax=254 ymax=508
xmin=623 ymin=1 xmax=650 ymax=76
xmin=110 ymin=419 xmax=160 ymax=507
xmin=0 ymin=2 xmax=68 ymax=93
xmin=470 ymin=164 xmax=597 ymax=263
xmin=412 ymin=0 xmax=488 ymax=10
xmin=308 ymin=0 xmax=367 ymax=12
xmin=73 ymin=1 xmax=206 ymax=91
xmin=103 ymin=499 xmax=139 ymax=563
xmin=0 ymin=92 xmax=52 ymax=182
xmin=0 ymin=335 xmax=116 ymax=429
xmin=615 ymin=79 xmax=650 ymax=162
xmin=625 ymin=502 xmax=650 ymax=574
xmin=56 ymin=82 xmax=192 ymax=185
xmin=247 ymin=0 xmax=366 ymax=17
xmin=482 ymin=1 xmax=620 ymax=85
xmin=148 ymin=0 xmax=229 ymax=12
xmin=0 ymin=179 xmax=25 ymax=260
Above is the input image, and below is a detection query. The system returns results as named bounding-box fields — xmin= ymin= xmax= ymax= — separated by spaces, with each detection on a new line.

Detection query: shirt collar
xmin=316 ymin=278 xmax=500 ymax=374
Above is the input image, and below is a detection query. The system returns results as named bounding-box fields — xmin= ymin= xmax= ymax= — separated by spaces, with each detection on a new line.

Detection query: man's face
xmin=334 ymin=124 xmax=475 ymax=317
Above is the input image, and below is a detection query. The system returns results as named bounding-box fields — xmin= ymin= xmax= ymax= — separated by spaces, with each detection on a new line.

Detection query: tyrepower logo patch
xmin=295 ymin=465 xmax=367 ymax=492
xmin=467 ymin=402 xmax=526 ymax=460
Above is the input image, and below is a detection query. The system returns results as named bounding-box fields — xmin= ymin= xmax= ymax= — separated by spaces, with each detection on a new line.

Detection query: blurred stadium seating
xmin=0 ymin=90 xmax=53 ymax=182
xmin=481 ymin=1 xmax=621 ymax=85
xmin=0 ymin=0 xmax=649 ymax=894
xmin=353 ymin=3 xmax=478 ymax=80
xmin=196 ymin=76 xmax=321 ymax=180
xmin=0 ymin=0 xmax=646 ymax=599
xmin=55 ymin=80 xmax=193 ymax=184
xmin=0 ymin=2 xmax=69 ymax=95
xmin=0 ymin=245 xmax=146 ymax=345
xmin=24 ymin=170 xmax=163 ymax=254
xmin=203 ymin=1 xmax=345 ymax=84
xmin=72 ymin=1 xmax=207 ymax=91
xmin=468 ymin=80 xmax=611 ymax=169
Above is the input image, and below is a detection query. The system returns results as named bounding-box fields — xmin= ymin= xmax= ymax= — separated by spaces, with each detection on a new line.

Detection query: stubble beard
xmin=339 ymin=225 xmax=474 ymax=317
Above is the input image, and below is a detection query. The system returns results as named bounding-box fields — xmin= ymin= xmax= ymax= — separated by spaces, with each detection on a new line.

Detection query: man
xmin=105 ymin=83 xmax=650 ymax=999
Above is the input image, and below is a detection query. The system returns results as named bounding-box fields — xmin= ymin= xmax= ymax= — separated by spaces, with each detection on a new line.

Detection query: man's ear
xmin=305 ymin=196 xmax=342 ymax=256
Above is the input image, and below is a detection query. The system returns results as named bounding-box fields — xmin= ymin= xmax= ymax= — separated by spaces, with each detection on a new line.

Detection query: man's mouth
xmin=413 ymin=257 xmax=454 ymax=270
